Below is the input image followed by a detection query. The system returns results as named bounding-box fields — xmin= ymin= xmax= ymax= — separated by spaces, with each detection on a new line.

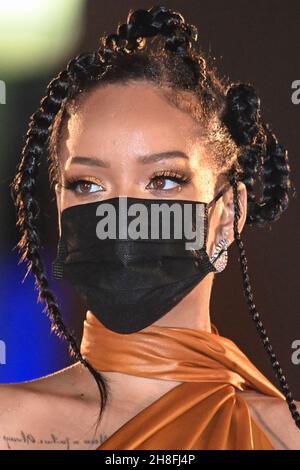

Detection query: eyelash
xmin=62 ymin=176 xmax=105 ymax=194
xmin=147 ymin=169 xmax=192 ymax=191
xmin=63 ymin=169 xmax=192 ymax=195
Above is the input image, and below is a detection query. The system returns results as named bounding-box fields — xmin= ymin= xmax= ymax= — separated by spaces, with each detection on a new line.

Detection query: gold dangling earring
xmin=209 ymin=235 xmax=230 ymax=273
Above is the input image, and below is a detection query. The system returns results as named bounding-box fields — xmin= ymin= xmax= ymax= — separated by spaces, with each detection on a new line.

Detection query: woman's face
xmin=55 ymin=80 xmax=247 ymax=250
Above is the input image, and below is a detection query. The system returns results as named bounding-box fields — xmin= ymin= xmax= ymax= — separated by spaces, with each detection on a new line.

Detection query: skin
xmin=0 ymin=81 xmax=299 ymax=450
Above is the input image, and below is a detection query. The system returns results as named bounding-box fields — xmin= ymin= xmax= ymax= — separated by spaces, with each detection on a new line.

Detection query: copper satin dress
xmin=80 ymin=311 xmax=285 ymax=450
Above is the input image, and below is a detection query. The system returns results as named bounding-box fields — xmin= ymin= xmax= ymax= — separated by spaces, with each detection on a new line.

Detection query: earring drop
xmin=209 ymin=236 xmax=230 ymax=273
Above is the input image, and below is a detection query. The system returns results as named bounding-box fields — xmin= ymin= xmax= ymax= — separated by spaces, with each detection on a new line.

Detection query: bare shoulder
xmin=0 ymin=362 xmax=101 ymax=450
xmin=0 ymin=361 xmax=90 ymax=404
xmin=237 ymin=389 xmax=300 ymax=450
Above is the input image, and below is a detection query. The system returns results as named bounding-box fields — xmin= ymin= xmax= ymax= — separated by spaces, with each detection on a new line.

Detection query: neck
xmin=88 ymin=275 xmax=213 ymax=411
xmin=151 ymin=274 xmax=213 ymax=332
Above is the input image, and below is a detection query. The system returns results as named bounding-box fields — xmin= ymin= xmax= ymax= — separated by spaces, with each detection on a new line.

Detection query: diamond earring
xmin=209 ymin=236 xmax=230 ymax=273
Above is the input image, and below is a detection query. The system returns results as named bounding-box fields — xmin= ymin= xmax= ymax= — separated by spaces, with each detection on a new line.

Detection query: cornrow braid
xmin=99 ymin=5 xmax=201 ymax=86
xmin=100 ymin=6 xmax=198 ymax=57
xmin=230 ymin=170 xmax=300 ymax=429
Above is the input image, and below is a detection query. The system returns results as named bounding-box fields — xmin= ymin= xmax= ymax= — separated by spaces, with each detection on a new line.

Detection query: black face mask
xmin=52 ymin=190 xmax=226 ymax=334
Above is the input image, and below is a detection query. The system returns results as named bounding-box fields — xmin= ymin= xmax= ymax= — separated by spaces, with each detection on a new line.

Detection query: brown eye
xmin=153 ymin=176 xmax=167 ymax=190
xmin=79 ymin=181 xmax=93 ymax=193
xmin=73 ymin=180 xmax=104 ymax=194
xmin=148 ymin=176 xmax=182 ymax=191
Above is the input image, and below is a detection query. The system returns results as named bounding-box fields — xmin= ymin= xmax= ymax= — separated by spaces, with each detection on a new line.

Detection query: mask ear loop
xmin=206 ymin=182 xmax=232 ymax=210
xmin=229 ymin=170 xmax=300 ymax=430
xmin=203 ymin=184 xmax=230 ymax=257
xmin=52 ymin=238 xmax=67 ymax=280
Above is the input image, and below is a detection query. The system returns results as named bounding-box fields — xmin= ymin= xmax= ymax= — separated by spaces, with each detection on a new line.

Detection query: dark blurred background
xmin=0 ymin=0 xmax=299 ymax=397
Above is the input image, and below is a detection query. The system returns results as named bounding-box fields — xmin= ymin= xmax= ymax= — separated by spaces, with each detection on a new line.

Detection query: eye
xmin=64 ymin=179 xmax=104 ymax=194
xmin=148 ymin=176 xmax=180 ymax=191
xmin=76 ymin=181 xmax=103 ymax=194
xmin=146 ymin=171 xmax=191 ymax=192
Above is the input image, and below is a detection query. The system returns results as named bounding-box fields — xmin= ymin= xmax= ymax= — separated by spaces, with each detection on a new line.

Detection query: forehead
xmin=61 ymin=80 xmax=207 ymax=161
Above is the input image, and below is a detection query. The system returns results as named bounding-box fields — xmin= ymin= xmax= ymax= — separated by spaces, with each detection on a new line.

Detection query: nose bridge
xmin=108 ymin=162 xmax=143 ymax=198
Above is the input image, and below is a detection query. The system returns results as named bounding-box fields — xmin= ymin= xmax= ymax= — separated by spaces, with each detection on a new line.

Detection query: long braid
xmin=230 ymin=171 xmax=300 ymax=429
xmin=223 ymin=82 xmax=300 ymax=428
xmin=11 ymin=57 xmax=109 ymax=423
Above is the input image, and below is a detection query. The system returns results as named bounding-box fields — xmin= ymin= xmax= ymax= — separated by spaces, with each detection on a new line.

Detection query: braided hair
xmin=11 ymin=5 xmax=300 ymax=430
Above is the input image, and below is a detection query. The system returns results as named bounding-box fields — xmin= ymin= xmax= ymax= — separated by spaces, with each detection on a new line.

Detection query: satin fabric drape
xmin=80 ymin=311 xmax=285 ymax=450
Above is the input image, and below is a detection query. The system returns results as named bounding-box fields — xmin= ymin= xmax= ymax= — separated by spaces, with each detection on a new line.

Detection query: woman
xmin=1 ymin=5 xmax=300 ymax=450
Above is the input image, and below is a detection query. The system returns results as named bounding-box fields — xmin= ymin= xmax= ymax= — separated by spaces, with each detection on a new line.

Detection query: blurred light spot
xmin=0 ymin=0 xmax=85 ymax=78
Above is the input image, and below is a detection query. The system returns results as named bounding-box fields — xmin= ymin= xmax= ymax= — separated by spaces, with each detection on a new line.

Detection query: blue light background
xmin=0 ymin=252 xmax=72 ymax=383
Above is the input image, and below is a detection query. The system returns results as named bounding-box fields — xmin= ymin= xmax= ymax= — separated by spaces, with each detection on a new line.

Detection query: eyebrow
xmin=137 ymin=150 xmax=189 ymax=164
xmin=68 ymin=151 xmax=189 ymax=168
